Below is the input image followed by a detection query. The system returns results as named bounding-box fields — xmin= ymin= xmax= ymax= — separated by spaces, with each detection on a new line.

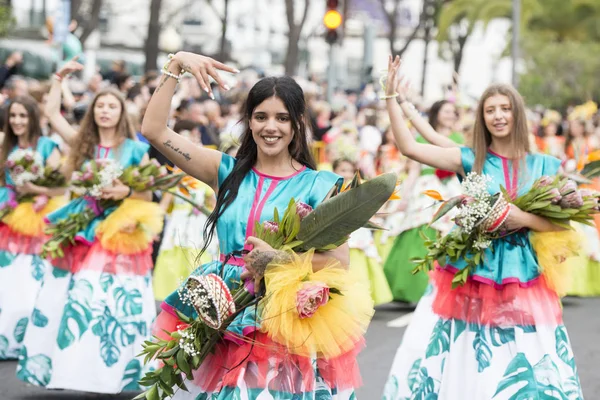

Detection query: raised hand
xmin=171 ymin=52 xmax=239 ymax=99
xmin=385 ymin=55 xmax=402 ymax=97
xmin=57 ymin=56 xmax=84 ymax=79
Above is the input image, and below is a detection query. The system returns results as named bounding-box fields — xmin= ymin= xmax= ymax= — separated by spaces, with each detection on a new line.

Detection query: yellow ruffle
xmin=2 ymin=196 xmax=67 ymax=237
xmin=96 ymin=198 xmax=164 ymax=255
xmin=530 ymin=230 xmax=581 ymax=297
xmin=260 ymin=250 xmax=374 ymax=359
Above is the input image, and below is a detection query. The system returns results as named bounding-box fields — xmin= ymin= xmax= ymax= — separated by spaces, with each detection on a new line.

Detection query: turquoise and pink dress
xmin=0 ymin=137 xmax=63 ymax=360
xmin=383 ymin=148 xmax=584 ymax=399
xmin=17 ymin=139 xmax=161 ymax=393
xmin=153 ymin=153 xmax=365 ymax=399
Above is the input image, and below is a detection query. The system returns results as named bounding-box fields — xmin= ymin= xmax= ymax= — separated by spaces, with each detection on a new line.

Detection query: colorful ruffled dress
xmin=382 ymin=148 xmax=584 ymax=399
xmin=153 ymin=182 xmax=219 ymax=301
xmin=154 ymin=154 xmax=368 ymax=399
xmin=0 ymin=137 xmax=65 ymax=360
xmin=348 ymin=228 xmax=393 ymax=306
xmin=17 ymin=139 xmax=163 ymax=393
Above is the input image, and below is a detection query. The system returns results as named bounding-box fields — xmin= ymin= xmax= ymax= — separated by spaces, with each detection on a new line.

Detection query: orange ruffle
xmin=430 ymin=268 xmax=563 ymax=327
xmin=152 ymin=310 xmax=363 ymax=394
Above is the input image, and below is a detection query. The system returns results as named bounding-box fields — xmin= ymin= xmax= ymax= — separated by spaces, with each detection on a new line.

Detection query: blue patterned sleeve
xmin=217 ymin=153 xmax=237 ymax=188
xmin=307 ymin=170 xmax=343 ymax=208
xmin=37 ymin=137 xmax=59 ymax=163
xmin=460 ymin=146 xmax=475 ymax=175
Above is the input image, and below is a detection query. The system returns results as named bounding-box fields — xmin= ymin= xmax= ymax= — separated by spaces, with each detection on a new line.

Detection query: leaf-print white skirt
xmin=0 ymin=252 xmax=50 ymax=360
xmin=382 ymin=281 xmax=584 ymax=399
xmin=16 ymin=249 xmax=157 ymax=394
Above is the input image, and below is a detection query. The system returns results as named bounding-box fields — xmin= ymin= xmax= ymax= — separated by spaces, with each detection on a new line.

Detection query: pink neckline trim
xmin=251 ymin=165 xmax=306 ymax=180
xmin=487 ymin=149 xmax=514 ymax=160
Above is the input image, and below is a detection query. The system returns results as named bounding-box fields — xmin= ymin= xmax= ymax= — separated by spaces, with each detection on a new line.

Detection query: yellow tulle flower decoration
xmin=568 ymin=101 xmax=598 ymax=122
xmin=3 ymin=197 xmax=66 ymax=236
xmin=260 ymin=249 xmax=374 ymax=359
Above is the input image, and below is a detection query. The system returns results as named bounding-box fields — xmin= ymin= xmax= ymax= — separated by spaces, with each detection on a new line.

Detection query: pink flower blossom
xmin=132 ymin=170 xmax=141 ymax=178
xmin=147 ymin=176 xmax=155 ymax=186
xmin=537 ymin=176 xmax=554 ymax=187
xmin=13 ymin=165 xmax=24 ymax=175
xmin=82 ymin=172 xmax=94 ymax=181
xmin=151 ymin=159 xmax=161 ymax=168
xmin=158 ymin=166 xmax=168 ymax=177
xmin=579 ymin=189 xmax=595 ymax=199
xmin=296 ymin=282 xmax=330 ymax=319
xmin=296 ymin=201 xmax=313 ymax=219
xmin=559 ymin=180 xmax=577 ymax=196
xmin=460 ymin=196 xmax=475 ymax=206
xmin=263 ymin=220 xmax=279 ymax=233
xmin=560 ymin=191 xmax=584 ymax=209
xmin=31 ymin=165 xmax=39 ymax=174
xmin=5 ymin=160 xmax=15 ymax=168
xmin=548 ymin=188 xmax=562 ymax=204
xmin=71 ymin=171 xmax=82 ymax=181
xmin=24 ymin=154 xmax=33 ymax=162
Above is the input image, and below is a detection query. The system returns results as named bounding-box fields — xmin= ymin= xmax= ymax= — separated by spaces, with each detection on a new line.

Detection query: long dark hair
xmin=428 ymin=100 xmax=453 ymax=131
xmin=1 ymin=96 xmax=43 ymax=185
xmin=199 ymin=76 xmax=316 ymax=257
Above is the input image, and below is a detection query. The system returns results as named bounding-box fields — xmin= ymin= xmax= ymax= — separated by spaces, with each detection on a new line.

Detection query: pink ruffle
xmin=430 ymin=268 xmax=563 ymax=327
xmin=0 ymin=223 xmax=47 ymax=255
xmin=151 ymin=311 xmax=364 ymax=394
xmin=72 ymin=241 xmax=153 ymax=276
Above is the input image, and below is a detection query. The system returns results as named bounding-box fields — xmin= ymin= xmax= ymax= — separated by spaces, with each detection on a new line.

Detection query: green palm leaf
xmin=295 ymin=173 xmax=397 ymax=251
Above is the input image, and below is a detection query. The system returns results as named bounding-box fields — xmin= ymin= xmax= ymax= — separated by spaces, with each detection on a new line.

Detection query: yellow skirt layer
xmin=2 ymin=196 xmax=67 ymax=237
xmin=260 ymin=250 xmax=374 ymax=359
xmin=530 ymin=230 xmax=580 ymax=297
xmin=96 ymin=198 xmax=164 ymax=254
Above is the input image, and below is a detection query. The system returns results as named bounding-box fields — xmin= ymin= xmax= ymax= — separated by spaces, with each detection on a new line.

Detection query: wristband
xmin=54 ymin=73 xmax=64 ymax=82
xmin=127 ymin=186 xmax=133 ymax=198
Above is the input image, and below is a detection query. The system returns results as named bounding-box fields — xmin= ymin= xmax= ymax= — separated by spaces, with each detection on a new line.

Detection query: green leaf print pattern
xmin=452 ymin=319 xmax=466 ymax=342
xmin=489 ymin=327 xmax=516 ymax=347
xmin=99 ymin=272 xmax=114 ymax=293
xmin=0 ymin=335 xmax=8 ymax=358
xmin=473 ymin=328 xmax=492 ymax=373
xmin=494 ymin=353 xmax=574 ymax=399
xmin=15 ymin=347 xmax=52 ymax=386
xmin=555 ymin=326 xmax=573 ymax=367
xmin=31 ymin=308 xmax=49 ymax=327
xmin=14 ymin=317 xmax=28 ymax=343
xmin=0 ymin=251 xmax=16 ymax=267
xmin=121 ymin=359 xmax=142 ymax=391
xmin=407 ymin=359 xmax=422 ymax=391
xmin=91 ymin=306 xmax=135 ymax=367
xmin=57 ymin=279 xmax=94 ymax=350
xmin=412 ymin=367 xmax=438 ymax=400
xmin=114 ymin=286 xmax=143 ymax=316
xmin=30 ymin=255 xmax=45 ymax=281
xmin=51 ymin=266 xmax=69 ymax=278
xmin=425 ymin=319 xmax=451 ymax=358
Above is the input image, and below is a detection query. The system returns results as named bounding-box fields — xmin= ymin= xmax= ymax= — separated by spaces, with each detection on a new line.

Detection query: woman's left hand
xmin=16 ymin=182 xmax=47 ymax=195
xmin=100 ymin=179 xmax=130 ymax=200
xmin=240 ymin=236 xmax=275 ymax=286
xmin=502 ymin=204 xmax=529 ymax=231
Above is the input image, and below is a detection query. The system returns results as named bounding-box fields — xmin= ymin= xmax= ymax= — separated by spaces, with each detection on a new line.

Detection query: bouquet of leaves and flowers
xmin=41 ymin=159 xmax=186 ymax=258
xmin=6 ymin=148 xmax=44 ymax=186
xmin=135 ymin=172 xmax=398 ymax=400
xmin=412 ymin=173 xmax=600 ymax=287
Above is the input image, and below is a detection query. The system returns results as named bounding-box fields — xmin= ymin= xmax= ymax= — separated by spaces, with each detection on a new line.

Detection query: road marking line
xmin=386 ymin=312 xmax=414 ymax=328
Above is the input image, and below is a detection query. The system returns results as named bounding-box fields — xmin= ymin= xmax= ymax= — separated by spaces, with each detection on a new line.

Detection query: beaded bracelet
xmin=380 ymin=93 xmax=399 ymax=100
xmin=162 ymin=53 xmax=184 ymax=82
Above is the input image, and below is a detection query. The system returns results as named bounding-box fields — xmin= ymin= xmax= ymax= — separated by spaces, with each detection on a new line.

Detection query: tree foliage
xmin=0 ymin=6 xmax=16 ymax=37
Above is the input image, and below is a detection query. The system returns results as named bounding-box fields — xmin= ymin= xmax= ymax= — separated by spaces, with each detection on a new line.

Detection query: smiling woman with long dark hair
xmin=140 ymin=51 xmax=364 ymax=399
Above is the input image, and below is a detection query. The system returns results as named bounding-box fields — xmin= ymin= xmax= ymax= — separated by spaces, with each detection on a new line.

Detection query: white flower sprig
xmin=454 ymin=173 xmax=493 ymax=233
xmin=7 ymin=149 xmax=44 ymax=186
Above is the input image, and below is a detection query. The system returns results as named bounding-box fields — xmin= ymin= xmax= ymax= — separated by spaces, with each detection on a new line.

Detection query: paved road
xmin=1 ymin=298 xmax=598 ymax=399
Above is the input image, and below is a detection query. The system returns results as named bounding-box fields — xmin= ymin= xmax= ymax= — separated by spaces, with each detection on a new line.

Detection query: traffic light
xmin=324 ymin=0 xmax=342 ymax=44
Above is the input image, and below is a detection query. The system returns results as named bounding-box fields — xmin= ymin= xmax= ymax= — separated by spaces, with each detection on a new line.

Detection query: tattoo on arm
xmin=154 ymin=75 xmax=170 ymax=94
xmin=163 ymin=139 xmax=192 ymax=161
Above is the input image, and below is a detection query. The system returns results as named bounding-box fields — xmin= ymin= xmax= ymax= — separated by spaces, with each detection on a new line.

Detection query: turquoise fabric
xmin=46 ymin=139 xmax=150 ymax=243
xmin=4 ymin=137 xmax=59 ymax=186
xmin=447 ymin=147 xmax=562 ymax=285
xmin=165 ymin=153 xmax=342 ymax=337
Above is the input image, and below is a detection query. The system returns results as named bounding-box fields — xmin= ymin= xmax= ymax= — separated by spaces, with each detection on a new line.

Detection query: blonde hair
xmin=472 ymin=84 xmax=530 ymax=173
xmin=66 ymin=88 xmax=135 ymax=174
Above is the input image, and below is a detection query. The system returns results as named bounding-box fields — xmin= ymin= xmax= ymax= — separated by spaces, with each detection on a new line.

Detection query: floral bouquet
xmin=135 ymin=172 xmax=398 ymax=400
xmin=6 ymin=148 xmax=44 ymax=186
xmin=41 ymin=159 xmax=185 ymax=258
xmin=412 ymin=173 xmax=600 ymax=287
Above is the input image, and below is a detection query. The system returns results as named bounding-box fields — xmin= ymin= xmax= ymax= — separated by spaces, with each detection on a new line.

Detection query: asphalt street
xmin=1 ymin=297 xmax=598 ymax=399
